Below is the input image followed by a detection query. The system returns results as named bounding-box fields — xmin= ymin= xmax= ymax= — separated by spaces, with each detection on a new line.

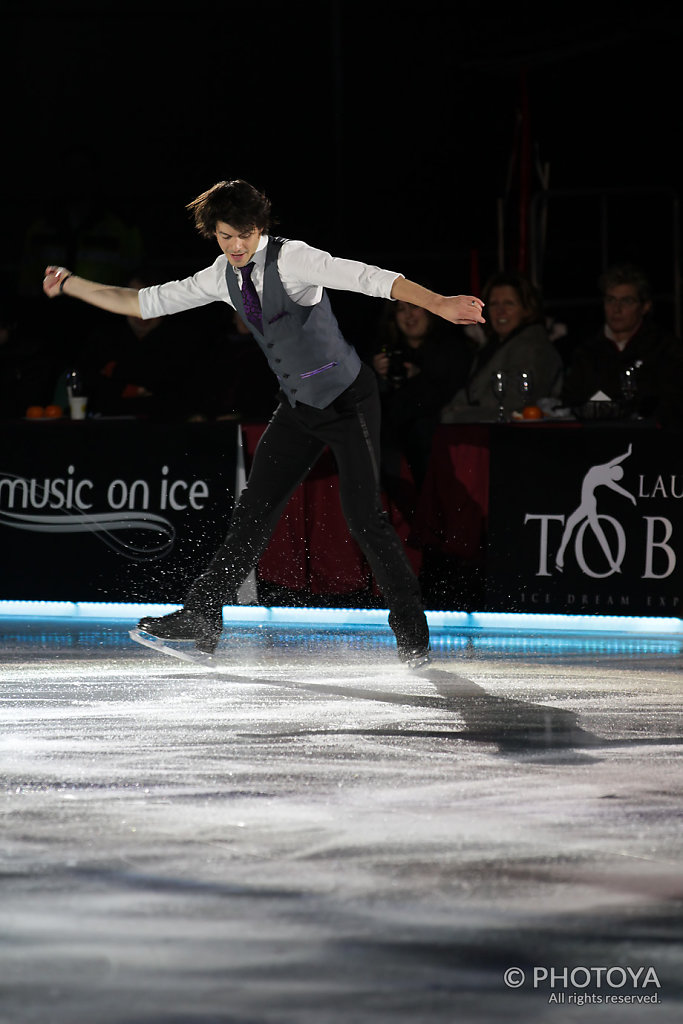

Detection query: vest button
xmin=274 ymin=358 xmax=282 ymax=364
xmin=282 ymin=373 xmax=290 ymax=379
xmin=266 ymin=343 xmax=274 ymax=349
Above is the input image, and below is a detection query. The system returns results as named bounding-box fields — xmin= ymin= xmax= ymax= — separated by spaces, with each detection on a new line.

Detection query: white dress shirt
xmin=138 ymin=234 xmax=403 ymax=320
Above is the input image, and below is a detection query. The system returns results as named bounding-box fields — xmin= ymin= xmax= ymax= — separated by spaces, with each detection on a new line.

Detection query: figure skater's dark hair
xmin=186 ymin=179 xmax=272 ymax=237
xmin=598 ymin=263 xmax=652 ymax=304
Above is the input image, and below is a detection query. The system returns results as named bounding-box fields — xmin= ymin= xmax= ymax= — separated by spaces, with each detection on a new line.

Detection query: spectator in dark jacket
xmin=562 ymin=264 xmax=683 ymax=427
xmin=371 ymin=297 xmax=471 ymax=495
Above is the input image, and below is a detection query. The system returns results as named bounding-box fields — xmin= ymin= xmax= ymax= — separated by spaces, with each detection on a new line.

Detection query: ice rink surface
xmin=1 ymin=613 xmax=682 ymax=1023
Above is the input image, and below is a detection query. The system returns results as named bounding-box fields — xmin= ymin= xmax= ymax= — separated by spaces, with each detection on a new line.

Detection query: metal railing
xmin=529 ymin=187 xmax=681 ymax=336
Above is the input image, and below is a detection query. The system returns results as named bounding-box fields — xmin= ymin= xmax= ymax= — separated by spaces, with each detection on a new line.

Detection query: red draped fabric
xmin=240 ymin=424 xmax=423 ymax=594
xmin=413 ymin=425 xmax=490 ymax=559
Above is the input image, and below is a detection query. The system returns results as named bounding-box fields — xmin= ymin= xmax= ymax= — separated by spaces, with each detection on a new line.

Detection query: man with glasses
xmin=562 ymin=263 xmax=683 ymax=425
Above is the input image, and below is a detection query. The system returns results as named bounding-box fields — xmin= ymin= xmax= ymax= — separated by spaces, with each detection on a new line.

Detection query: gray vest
xmin=224 ymin=236 xmax=361 ymax=408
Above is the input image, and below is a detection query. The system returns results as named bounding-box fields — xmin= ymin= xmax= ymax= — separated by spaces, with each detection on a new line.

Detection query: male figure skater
xmin=43 ymin=179 xmax=485 ymax=666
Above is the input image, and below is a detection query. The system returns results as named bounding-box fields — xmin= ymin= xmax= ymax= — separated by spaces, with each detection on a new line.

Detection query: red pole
xmin=518 ymin=68 xmax=531 ymax=273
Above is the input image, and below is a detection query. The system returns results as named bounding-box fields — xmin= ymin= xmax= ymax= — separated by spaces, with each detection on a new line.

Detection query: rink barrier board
xmin=0 ymin=600 xmax=681 ymax=636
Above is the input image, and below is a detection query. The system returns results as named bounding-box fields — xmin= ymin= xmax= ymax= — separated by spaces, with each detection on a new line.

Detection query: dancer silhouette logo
xmin=486 ymin=430 xmax=681 ymax=615
xmin=523 ymin=444 xmax=662 ymax=579
xmin=524 ymin=444 xmax=676 ymax=580
xmin=553 ymin=444 xmax=635 ymax=576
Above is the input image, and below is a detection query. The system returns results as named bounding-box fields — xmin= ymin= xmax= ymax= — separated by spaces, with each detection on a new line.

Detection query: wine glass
xmin=619 ymin=368 xmax=637 ymax=402
xmin=491 ymin=370 xmax=507 ymax=422
xmin=518 ymin=370 xmax=533 ymax=404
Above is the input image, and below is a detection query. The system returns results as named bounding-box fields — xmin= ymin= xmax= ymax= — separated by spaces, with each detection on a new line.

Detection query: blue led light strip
xmin=0 ymin=600 xmax=681 ymax=635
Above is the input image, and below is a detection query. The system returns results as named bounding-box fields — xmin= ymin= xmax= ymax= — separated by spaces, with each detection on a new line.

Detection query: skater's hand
xmin=43 ymin=265 xmax=72 ymax=299
xmin=435 ymin=295 xmax=486 ymax=326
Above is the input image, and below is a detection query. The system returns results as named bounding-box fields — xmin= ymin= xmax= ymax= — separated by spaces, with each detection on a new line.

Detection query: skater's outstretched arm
xmin=390 ymin=277 xmax=485 ymax=326
xmin=42 ymin=265 xmax=142 ymax=317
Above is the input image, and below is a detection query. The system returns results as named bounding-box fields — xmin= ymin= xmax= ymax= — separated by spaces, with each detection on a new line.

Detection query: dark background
xmin=2 ymin=0 xmax=682 ymax=342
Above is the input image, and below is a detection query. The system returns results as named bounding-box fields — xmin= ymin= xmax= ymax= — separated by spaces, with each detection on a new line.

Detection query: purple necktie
xmin=239 ymin=262 xmax=263 ymax=333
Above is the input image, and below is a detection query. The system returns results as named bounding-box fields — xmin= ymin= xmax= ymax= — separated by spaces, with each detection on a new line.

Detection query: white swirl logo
xmin=504 ymin=967 xmax=526 ymax=988
xmin=0 ymin=471 xmax=176 ymax=562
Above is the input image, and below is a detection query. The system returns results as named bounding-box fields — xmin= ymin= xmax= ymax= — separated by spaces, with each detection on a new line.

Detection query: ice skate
xmin=389 ymin=609 xmax=431 ymax=670
xmin=131 ymin=607 xmax=223 ymax=666
xmin=397 ymin=643 xmax=432 ymax=670
xmin=129 ymin=628 xmax=220 ymax=667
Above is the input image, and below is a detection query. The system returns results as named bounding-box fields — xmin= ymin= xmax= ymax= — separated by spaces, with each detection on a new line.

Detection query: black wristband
xmin=59 ymin=273 xmax=73 ymax=294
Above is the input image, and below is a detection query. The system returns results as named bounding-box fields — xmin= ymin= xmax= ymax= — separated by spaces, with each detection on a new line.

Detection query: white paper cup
xmin=69 ymin=396 xmax=88 ymax=420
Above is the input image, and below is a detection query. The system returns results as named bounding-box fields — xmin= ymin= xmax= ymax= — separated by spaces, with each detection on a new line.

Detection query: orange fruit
xmin=26 ymin=405 xmax=45 ymax=418
xmin=522 ymin=405 xmax=543 ymax=419
xmin=44 ymin=404 xmax=63 ymax=418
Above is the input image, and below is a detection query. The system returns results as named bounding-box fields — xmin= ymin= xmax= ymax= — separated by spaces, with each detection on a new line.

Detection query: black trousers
xmin=185 ymin=364 xmax=428 ymax=643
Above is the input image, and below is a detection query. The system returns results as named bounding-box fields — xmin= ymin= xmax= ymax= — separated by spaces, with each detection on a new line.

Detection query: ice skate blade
xmin=129 ymin=628 xmax=219 ymax=668
xmin=403 ymin=650 xmax=432 ymax=671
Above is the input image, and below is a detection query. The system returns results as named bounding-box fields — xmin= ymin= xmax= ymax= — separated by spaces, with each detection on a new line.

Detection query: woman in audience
xmin=440 ymin=272 xmax=562 ymax=421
